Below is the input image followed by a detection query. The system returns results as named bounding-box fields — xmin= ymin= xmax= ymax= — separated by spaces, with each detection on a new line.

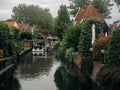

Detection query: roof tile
xmin=74 ymin=4 xmax=103 ymax=24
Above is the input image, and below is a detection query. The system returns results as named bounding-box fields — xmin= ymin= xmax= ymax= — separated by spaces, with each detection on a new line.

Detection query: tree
xmin=54 ymin=5 xmax=70 ymax=39
xmin=68 ymin=0 xmax=112 ymax=19
xmin=12 ymin=4 xmax=53 ymax=30
xmin=93 ymin=36 xmax=110 ymax=62
xmin=0 ymin=22 xmax=10 ymax=49
xmin=55 ymin=24 xmax=82 ymax=63
xmin=78 ymin=18 xmax=103 ymax=56
xmin=78 ymin=21 xmax=92 ymax=57
xmin=77 ymin=18 xmax=107 ymax=75
xmin=104 ymin=28 xmax=120 ymax=65
xmin=9 ymin=27 xmax=20 ymax=41
xmin=92 ymin=0 xmax=112 ymax=19
xmin=113 ymin=0 xmax=120 ymax=11
xmin=0 ymin=22 xmax=20 ymax=57
xmin=113 ymin=0 xmax=120 ymax=6
xmin=69 ymin=0 xmax=90 ymax=16
xmin=12 ymin=4 xmax=27 ymax=22
xmin=19 ymin=31 xmax=33 ymax=40
xmin=64 ymin=24 xmax=82 ymax=51
xmin=58 ymin=5 xmax=70 ymax=24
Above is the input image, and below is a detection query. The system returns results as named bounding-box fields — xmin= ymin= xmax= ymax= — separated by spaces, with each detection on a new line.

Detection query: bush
xmin=80 ymin=56 xmax=93 ymax=75
xmin=104 ymin=28 xmax=120 ymax=65
xmin=93 ymin=35 xmax=110 ymax=62
xmin=19 ymin=31 xmax=33 ymax=40
xmin=0 ymin=22 xmax=21 ymax=57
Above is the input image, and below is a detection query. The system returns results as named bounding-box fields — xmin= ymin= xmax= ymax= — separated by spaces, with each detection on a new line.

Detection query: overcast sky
xmin=0 ymin=0 xmax=69 ymax=20
xmin=0 ymin=0 xmax=120 ymax=24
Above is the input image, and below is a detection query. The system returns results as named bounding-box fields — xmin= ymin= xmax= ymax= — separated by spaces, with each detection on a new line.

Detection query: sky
xmin=0 ymin=0 xmax=120 ymax=24
xmin=0 ymin=0 xmax=69 ymax=20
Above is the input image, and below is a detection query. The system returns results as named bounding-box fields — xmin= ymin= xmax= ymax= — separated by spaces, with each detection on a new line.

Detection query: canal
xmin=1 ymin=52 xmax=100 ymax=90
xmin=15 ymin=52 xmax=60 ymax=90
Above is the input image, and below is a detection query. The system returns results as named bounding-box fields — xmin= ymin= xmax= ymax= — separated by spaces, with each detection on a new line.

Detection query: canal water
xmin=1 ymin=52 xmax=100 ymax=90
xmin=15 ymin=52 xmax=60 ymax=90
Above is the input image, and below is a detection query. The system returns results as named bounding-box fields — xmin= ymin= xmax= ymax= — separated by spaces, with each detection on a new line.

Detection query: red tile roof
xmin=5 ymin=21 xmax=34 ymax=33
xmin=6 ymin=21 xmax=15 ymax=26
xmin=74 ymin=4 xmax=103 ymax=24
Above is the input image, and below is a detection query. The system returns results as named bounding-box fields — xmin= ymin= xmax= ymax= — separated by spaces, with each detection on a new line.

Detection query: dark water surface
xmin=15 ymin=52 xmax=60 ymax=90
xmin=1 ymin=52 xmax=100 ymax=90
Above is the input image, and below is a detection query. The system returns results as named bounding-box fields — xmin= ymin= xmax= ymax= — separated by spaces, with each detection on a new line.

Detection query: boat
xmin=32 ymin=38 xmax=46 ymax=56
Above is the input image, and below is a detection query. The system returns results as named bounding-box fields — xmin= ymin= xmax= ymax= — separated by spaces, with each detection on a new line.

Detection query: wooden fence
xmin=0 ymin=56 xmax=15 ymax=77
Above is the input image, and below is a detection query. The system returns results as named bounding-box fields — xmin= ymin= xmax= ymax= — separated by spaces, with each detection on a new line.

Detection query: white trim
xmin=14 ymin=21 xmax=18 ymax=28
xmin=74 ymin=7 xmax=81 ymax=22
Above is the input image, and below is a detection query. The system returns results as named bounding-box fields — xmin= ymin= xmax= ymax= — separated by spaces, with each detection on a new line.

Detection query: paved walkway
xmin=74 ymin=54 xmax=104 ymax=82
xmin=90 ymin=61 xmax=104 ymax=82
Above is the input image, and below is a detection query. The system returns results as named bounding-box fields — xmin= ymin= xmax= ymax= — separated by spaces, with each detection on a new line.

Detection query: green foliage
xmin=78 ymin=18 xmax=103 ymax=57
xmin=55 ymin=24 xmax=82 ymax=63
xmin=54 ymin=5 xmax=70 ymax=39
xmin=12 ymin=4 xmax=27 ymax=22
xmin=58 ymin=5 xmax=70 ymax=24
xmin=78 ymin=18 xmax=104 ymax=75
xmin=78 ymin=21 xmax=93 ymax=75
xmin=12 ymin=4 xmax=53 ymax=30
xmin=68 ymin=0 xmax=112 ymax=19
xmin=64 ymin=24 xmax=82 ymax=51
xmin=113 ymin=0 xmax=120 ymax=6
xmin=65 ymin=47 xmax=75 ymax=62
xmin=80 ymin=56 xmax=93 ymax=75
xmin=78 ymin=21 xmax=92 ymax=56
xmin=0 ymin=22 xmax=21 ymax=57
xmin=55 ymin=42 xmax=66 ymax=61
xmin=54 ymin=66 xmax=80 ymax=90
xmin=92 ymin=0 xmax=113 ymax=19
xmin=19 ymin=31 xmax=33 ymax=40
xmin=93 ymin=36 xmax=110 ymax=62
xmin=9 ymin=27 xmax=20 ymax=41
xmin=54 ymin=17 xmax=66 ymax=39
xmin=68 ymin=0 xmax=90 ymax=16
xmin=104 ymin=28 xmax=120 ymax=65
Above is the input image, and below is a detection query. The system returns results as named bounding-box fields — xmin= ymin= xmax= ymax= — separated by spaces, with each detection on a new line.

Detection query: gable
xmin=74 ymin=4 xmax=103 ymax=24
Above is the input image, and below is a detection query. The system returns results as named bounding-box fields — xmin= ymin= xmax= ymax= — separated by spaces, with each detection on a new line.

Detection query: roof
xmin=74 ymin=4 xmax=103 ymax=24
xmin=6 ymin=21 xmax=15 ymax=27
xmin=5 ymin=21 xmax=34 ymax=33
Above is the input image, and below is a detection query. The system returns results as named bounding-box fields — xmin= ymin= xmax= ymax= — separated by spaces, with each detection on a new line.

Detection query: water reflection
xmin=0 ymin=74 xmax=21 ymax=90
xmin=15 ymin=52 xmax=59 ymax=90
xmin=54 ymin=66 xmax=100 ymax=90
xmin=0 ymin=52 xmax=100 ymax=90
xmin=17 ymin=52 xmax=54 ymax=79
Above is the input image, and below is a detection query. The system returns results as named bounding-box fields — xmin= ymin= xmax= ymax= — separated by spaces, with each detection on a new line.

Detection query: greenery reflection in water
xmin=54 ymin=66 xmax=100 ymax=90
xmin=1 ymin=52 xmax=100 ymax=90
xmin=17 ymin=52 xmax=54 ymax=80
xmin=0 ymin=73 xmax=21 ymax=90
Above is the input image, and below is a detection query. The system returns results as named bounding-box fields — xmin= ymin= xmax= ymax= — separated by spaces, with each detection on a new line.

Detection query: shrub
xmin=93 ymin=35 xmax=110 ymax=62
xmin=104 ymin=28 xmax=120 ymax=65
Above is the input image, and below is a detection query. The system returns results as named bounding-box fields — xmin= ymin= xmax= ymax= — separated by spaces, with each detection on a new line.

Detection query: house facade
xmin=74 ymin=4 xmax=103 ymax=25
xmin=5 ymin=21 xmax=35 ymax=34
xmin=74 ymin=4 xmax=109 ymax=35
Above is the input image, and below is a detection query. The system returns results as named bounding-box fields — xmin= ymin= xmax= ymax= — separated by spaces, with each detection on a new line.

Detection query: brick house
xmin=74 ymin=4 xmax=109 ymax=35
xmin=6 ymin=21 xmax=34 ymax=34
